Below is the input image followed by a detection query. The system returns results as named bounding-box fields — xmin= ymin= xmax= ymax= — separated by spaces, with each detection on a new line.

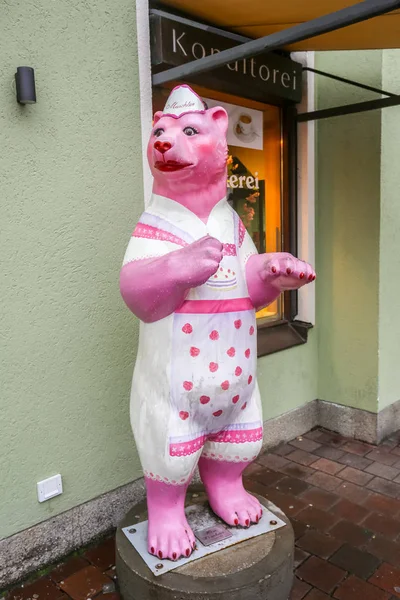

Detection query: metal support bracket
xmin=297 ymin=94 xmax=400 ymax=122
xmin=303 ymin=67 xmax=397 ymax=98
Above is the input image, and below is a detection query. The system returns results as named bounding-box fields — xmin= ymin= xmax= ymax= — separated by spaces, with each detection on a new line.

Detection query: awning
xmin=153 ymin=0 xmax=400 ymax=120
xmin=158 ymin=0 xmax=400 ymax=51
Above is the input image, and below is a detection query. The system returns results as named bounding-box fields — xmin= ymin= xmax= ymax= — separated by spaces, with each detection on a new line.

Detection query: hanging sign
xmin=150 ymin=13 xmax=303 ymax=105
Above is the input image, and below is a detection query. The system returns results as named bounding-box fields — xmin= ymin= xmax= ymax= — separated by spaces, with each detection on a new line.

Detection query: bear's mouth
xmin=155 ymin=160 xmax=193 ymax=172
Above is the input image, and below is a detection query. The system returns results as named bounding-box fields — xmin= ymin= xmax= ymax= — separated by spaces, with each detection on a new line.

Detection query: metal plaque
xmin=194 ymin=524 xmax=233 ymax=546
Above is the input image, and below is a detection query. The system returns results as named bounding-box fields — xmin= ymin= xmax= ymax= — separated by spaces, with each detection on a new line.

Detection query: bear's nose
xmin=154 ymin=140 xmax=172 ymax=154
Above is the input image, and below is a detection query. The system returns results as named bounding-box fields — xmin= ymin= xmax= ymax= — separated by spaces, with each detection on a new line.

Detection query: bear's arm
xmin=246 ymin=254 xmax=282 ymax=310
xmin=120 ymin=235 xmax=188 ymax=323
xmin=240 ymin=228 xmax=282 ymax=310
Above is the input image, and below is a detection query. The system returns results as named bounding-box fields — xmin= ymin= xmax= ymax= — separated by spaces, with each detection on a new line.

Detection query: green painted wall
xmin=378 ymin=50 xmax=400 ymax=411
xmin=1 ymin=0 xmax=143 ymax=539
xmin=258 ymin=331 xmax=317 ymax=420
xmin=315 ymin=51 xmax=382 ymax=413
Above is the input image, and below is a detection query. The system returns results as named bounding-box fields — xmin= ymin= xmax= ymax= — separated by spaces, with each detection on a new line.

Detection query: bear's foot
xmin=148 ymin=516 xmax=196 ymax=561
xmin=208 ymin=487 xmax=262 ymax=527
xmin=199 ymin=457 xmax=263 ymax=527
xmin=145 ymin=478 xmax=196 ymax=561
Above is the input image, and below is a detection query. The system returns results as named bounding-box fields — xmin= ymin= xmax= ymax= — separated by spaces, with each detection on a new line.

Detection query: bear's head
xmin=147 ymin=86 xmax=229 ymax=202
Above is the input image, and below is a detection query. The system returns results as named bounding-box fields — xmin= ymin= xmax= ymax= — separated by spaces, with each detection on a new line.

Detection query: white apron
xmin=123 ymin=194 xmax=263 ymax=484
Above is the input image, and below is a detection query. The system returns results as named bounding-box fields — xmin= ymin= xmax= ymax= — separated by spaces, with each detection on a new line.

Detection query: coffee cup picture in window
xmin=205 ymin=98 xmax=263 ymax=150
xmin=234 ymin=113 xmax=259 ymax=144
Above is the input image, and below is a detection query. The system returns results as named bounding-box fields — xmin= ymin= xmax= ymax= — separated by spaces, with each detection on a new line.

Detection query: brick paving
xmin=252 ymin=428 xmax=400 ymax=599
xmin=5 ymin=427 xmax=400 ymax=600
xmin=3 ymin=539 xmax=118 ymax=600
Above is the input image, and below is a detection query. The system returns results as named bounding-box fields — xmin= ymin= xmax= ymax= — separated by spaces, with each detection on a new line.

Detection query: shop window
xmin=152 ymin=85 xmax=306 ymax=356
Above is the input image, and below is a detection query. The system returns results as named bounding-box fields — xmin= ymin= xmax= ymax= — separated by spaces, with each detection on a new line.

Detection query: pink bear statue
xmin=120 ymin=85 xmax=315 ymax=562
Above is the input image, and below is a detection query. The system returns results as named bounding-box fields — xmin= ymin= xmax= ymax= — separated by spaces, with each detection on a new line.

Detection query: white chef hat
xmin=162 ymin=84 xmax=206 ymax=119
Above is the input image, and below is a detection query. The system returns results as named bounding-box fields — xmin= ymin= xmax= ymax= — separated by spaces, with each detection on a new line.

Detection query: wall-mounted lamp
xmin=15 ymin=67 xmax=36 ymax=104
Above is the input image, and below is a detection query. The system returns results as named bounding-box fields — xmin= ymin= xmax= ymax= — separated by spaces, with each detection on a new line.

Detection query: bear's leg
xmin=198 ymin=457 xmax=263 ymax=527
xmin=146 ymin=477 xmax=196 ymax=560
xmin=199 ymin=385 xmax=264 ymax=527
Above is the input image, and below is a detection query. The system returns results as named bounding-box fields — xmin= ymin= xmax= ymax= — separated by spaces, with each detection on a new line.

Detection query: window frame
xmin=256 ymin=105 xmax=312 ymax=357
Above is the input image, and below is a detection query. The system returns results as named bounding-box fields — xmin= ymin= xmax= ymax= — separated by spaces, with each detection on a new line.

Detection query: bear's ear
xmin=208 ymin=106 xmax=229 ymax=135
xmin=152 ymin=111 xmax=164 ymax=126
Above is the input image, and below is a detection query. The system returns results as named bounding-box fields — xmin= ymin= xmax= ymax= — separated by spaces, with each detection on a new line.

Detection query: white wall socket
xmin=37 ymin=474 xmax=63 ymax=503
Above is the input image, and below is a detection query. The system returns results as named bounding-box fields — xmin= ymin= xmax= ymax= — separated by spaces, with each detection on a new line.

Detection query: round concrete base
xmin=116 ymin=485 xmax=294 ymax=600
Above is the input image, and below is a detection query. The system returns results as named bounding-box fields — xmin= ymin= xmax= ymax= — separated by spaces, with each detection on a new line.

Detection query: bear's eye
xmin=183 ymin=126 xmax=198 ymax=137
xmin=153 ymin=128 xmax=164 ymax=137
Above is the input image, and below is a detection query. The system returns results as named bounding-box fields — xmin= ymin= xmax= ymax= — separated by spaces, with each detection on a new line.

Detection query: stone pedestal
xmin=116 ymin=485 xmax=294 ymax=600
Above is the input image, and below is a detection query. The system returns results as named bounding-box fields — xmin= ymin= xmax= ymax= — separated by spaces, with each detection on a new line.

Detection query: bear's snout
xmin=154 ymin=140 xmax=172 ymax=154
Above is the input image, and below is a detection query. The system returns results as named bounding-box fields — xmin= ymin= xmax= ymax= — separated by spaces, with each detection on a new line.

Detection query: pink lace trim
xmin=222 ymin=243 xmax=236 ymax=256
xmin=209 ymin=428 xmax=263 ymax=444
xmin=201 ymin=452 xmax=260 ymax=463
xmin=239 ymin=220 xmax=246 ymax=247
xmin=132 ymin=223 xmax=188 ymax=247
xmin=144 ymin=471 xmax=191 ymax=486
xmin=170 ymin=436 xmax=206 ymax=457
xmin=243 ymin=251 xmax=257 ymax=266
xmin=133 ymin=224 xmax=238 ymax=257
xmin=169 ymin=427 xmax=263 ymax=457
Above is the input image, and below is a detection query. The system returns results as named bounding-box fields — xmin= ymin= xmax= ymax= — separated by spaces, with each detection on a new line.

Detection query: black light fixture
xmin=15 ymin=67 xmax=36 ymax=104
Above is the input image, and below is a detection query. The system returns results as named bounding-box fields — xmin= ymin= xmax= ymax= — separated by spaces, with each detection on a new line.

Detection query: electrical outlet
xmin=37 ymin=474 xmax=63 ymax=503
